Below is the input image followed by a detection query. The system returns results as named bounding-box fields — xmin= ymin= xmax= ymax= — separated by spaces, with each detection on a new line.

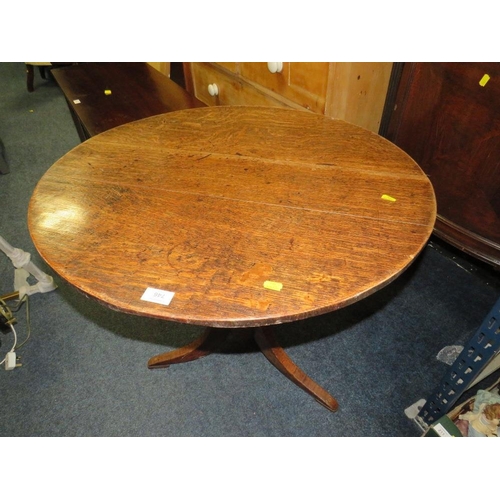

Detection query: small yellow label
xmin=104 ymin=89 xmax=112 ymax=95
xmin=263 ymin=281 xmax=283 ymax=291
xmin=381 ymin=194 xmax=396 ymax=202
xmin=479 ymin=74 xmax=490 ymax=87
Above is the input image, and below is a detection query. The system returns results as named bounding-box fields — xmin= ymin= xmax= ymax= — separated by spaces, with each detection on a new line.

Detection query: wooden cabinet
xmin=184 ymin=62 xmax=393 ymax=133
xmin=383 ymin=62 xmax=500 ymax=268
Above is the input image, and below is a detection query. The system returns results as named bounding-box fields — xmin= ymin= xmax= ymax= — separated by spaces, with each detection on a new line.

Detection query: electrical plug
xmin=5 ymin=352 xmax=21 ymax=370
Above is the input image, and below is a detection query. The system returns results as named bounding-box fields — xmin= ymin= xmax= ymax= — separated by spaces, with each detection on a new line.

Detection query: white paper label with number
xmin=433 ymin=423 xmax=452 ymax=437
xmin=141 ymin=287 xmax=175 ymax=306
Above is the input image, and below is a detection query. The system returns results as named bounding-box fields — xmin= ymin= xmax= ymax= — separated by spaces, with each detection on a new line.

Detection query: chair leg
xmin=26 ymin=64 xmax=34 ymax=92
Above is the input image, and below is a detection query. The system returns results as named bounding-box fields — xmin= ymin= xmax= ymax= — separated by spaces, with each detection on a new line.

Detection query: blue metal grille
xmin=418 ymin=296 xmax=500 ymax=425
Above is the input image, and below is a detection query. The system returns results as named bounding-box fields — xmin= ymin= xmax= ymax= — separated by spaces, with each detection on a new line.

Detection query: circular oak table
xmin=28 ymin=106 xmax=436 ymax=412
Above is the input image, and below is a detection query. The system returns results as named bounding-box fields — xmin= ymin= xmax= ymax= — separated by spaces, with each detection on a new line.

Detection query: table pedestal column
xmin=148 ymin=326 xmax=339 ymax=413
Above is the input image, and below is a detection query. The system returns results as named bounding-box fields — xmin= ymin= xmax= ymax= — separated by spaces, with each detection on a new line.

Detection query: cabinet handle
xmin=267 ymin=62 xmax=283 ymax=74
xmin=207 ymin=83 xmax=219 ymax=96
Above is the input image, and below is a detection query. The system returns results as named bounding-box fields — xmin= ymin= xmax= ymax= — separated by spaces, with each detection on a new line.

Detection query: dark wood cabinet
xmin=382 ymin=62 xmax=500 ymax=268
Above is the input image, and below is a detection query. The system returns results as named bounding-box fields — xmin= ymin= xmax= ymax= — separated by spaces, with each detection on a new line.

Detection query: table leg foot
xmin=148 ymin=327 xmax=229 ymax=369
xmin=254 ymin=326 xmax=339 ymax=412
xmin=26 ymin=64 xmax=34 ymax=92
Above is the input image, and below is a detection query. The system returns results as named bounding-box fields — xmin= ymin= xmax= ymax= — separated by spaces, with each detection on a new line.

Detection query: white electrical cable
xmin=14 ymin=295 xmax=31 ymax=350
xmin=0 ymin=323 xmax=17 ymax=366
xmin=0 ymin=296 xmax=31 ymax=369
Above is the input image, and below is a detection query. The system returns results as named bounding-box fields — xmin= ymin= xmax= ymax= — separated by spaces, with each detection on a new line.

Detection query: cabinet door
xmin=239 ymin=62 xmax=330 ymax=113
xmin=385 ymin=62 xmax=500 ymax=267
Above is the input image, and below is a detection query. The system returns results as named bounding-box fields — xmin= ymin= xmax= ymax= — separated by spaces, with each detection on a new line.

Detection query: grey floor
xmin=1 ymin=62 xmax=500 ymax=438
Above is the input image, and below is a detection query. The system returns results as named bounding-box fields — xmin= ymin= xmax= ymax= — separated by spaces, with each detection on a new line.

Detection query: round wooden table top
xmin=28 ymin=106 xmax=436 ymax=328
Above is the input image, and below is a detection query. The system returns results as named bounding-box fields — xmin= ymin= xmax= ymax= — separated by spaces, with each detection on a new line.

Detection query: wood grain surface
xmin=51 ymin=62 xmax=205 ymax=139
xmin=28 ymin=106 xmax=436 ymax=328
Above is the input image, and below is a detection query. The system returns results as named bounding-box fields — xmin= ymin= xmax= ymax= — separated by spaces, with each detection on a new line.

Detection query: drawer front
xmin=215 ymin=62 xmax=237 ymax=73
xmin=190 ymin=63 xmax=294 ymax=108
xmin=239 ymin=62 xmax=329 ymax=113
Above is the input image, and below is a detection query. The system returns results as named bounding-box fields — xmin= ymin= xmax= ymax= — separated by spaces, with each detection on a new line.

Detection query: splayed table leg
xmin=254 ymin=326 xmax=339 ymax=412
xmin=148 ymin=327 xmax=230 ymax=368
xmin=148 ymin=324 xmax=339 ymax=412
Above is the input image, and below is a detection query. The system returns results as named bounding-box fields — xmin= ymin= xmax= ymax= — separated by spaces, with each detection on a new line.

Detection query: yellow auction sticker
xmin=381 ymin=194 xmax=396 ymax=202
xmin=263 ymin=281 xmax=283 ymax=291
xmin=479 ymin=74 xmax=490 ymax=87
